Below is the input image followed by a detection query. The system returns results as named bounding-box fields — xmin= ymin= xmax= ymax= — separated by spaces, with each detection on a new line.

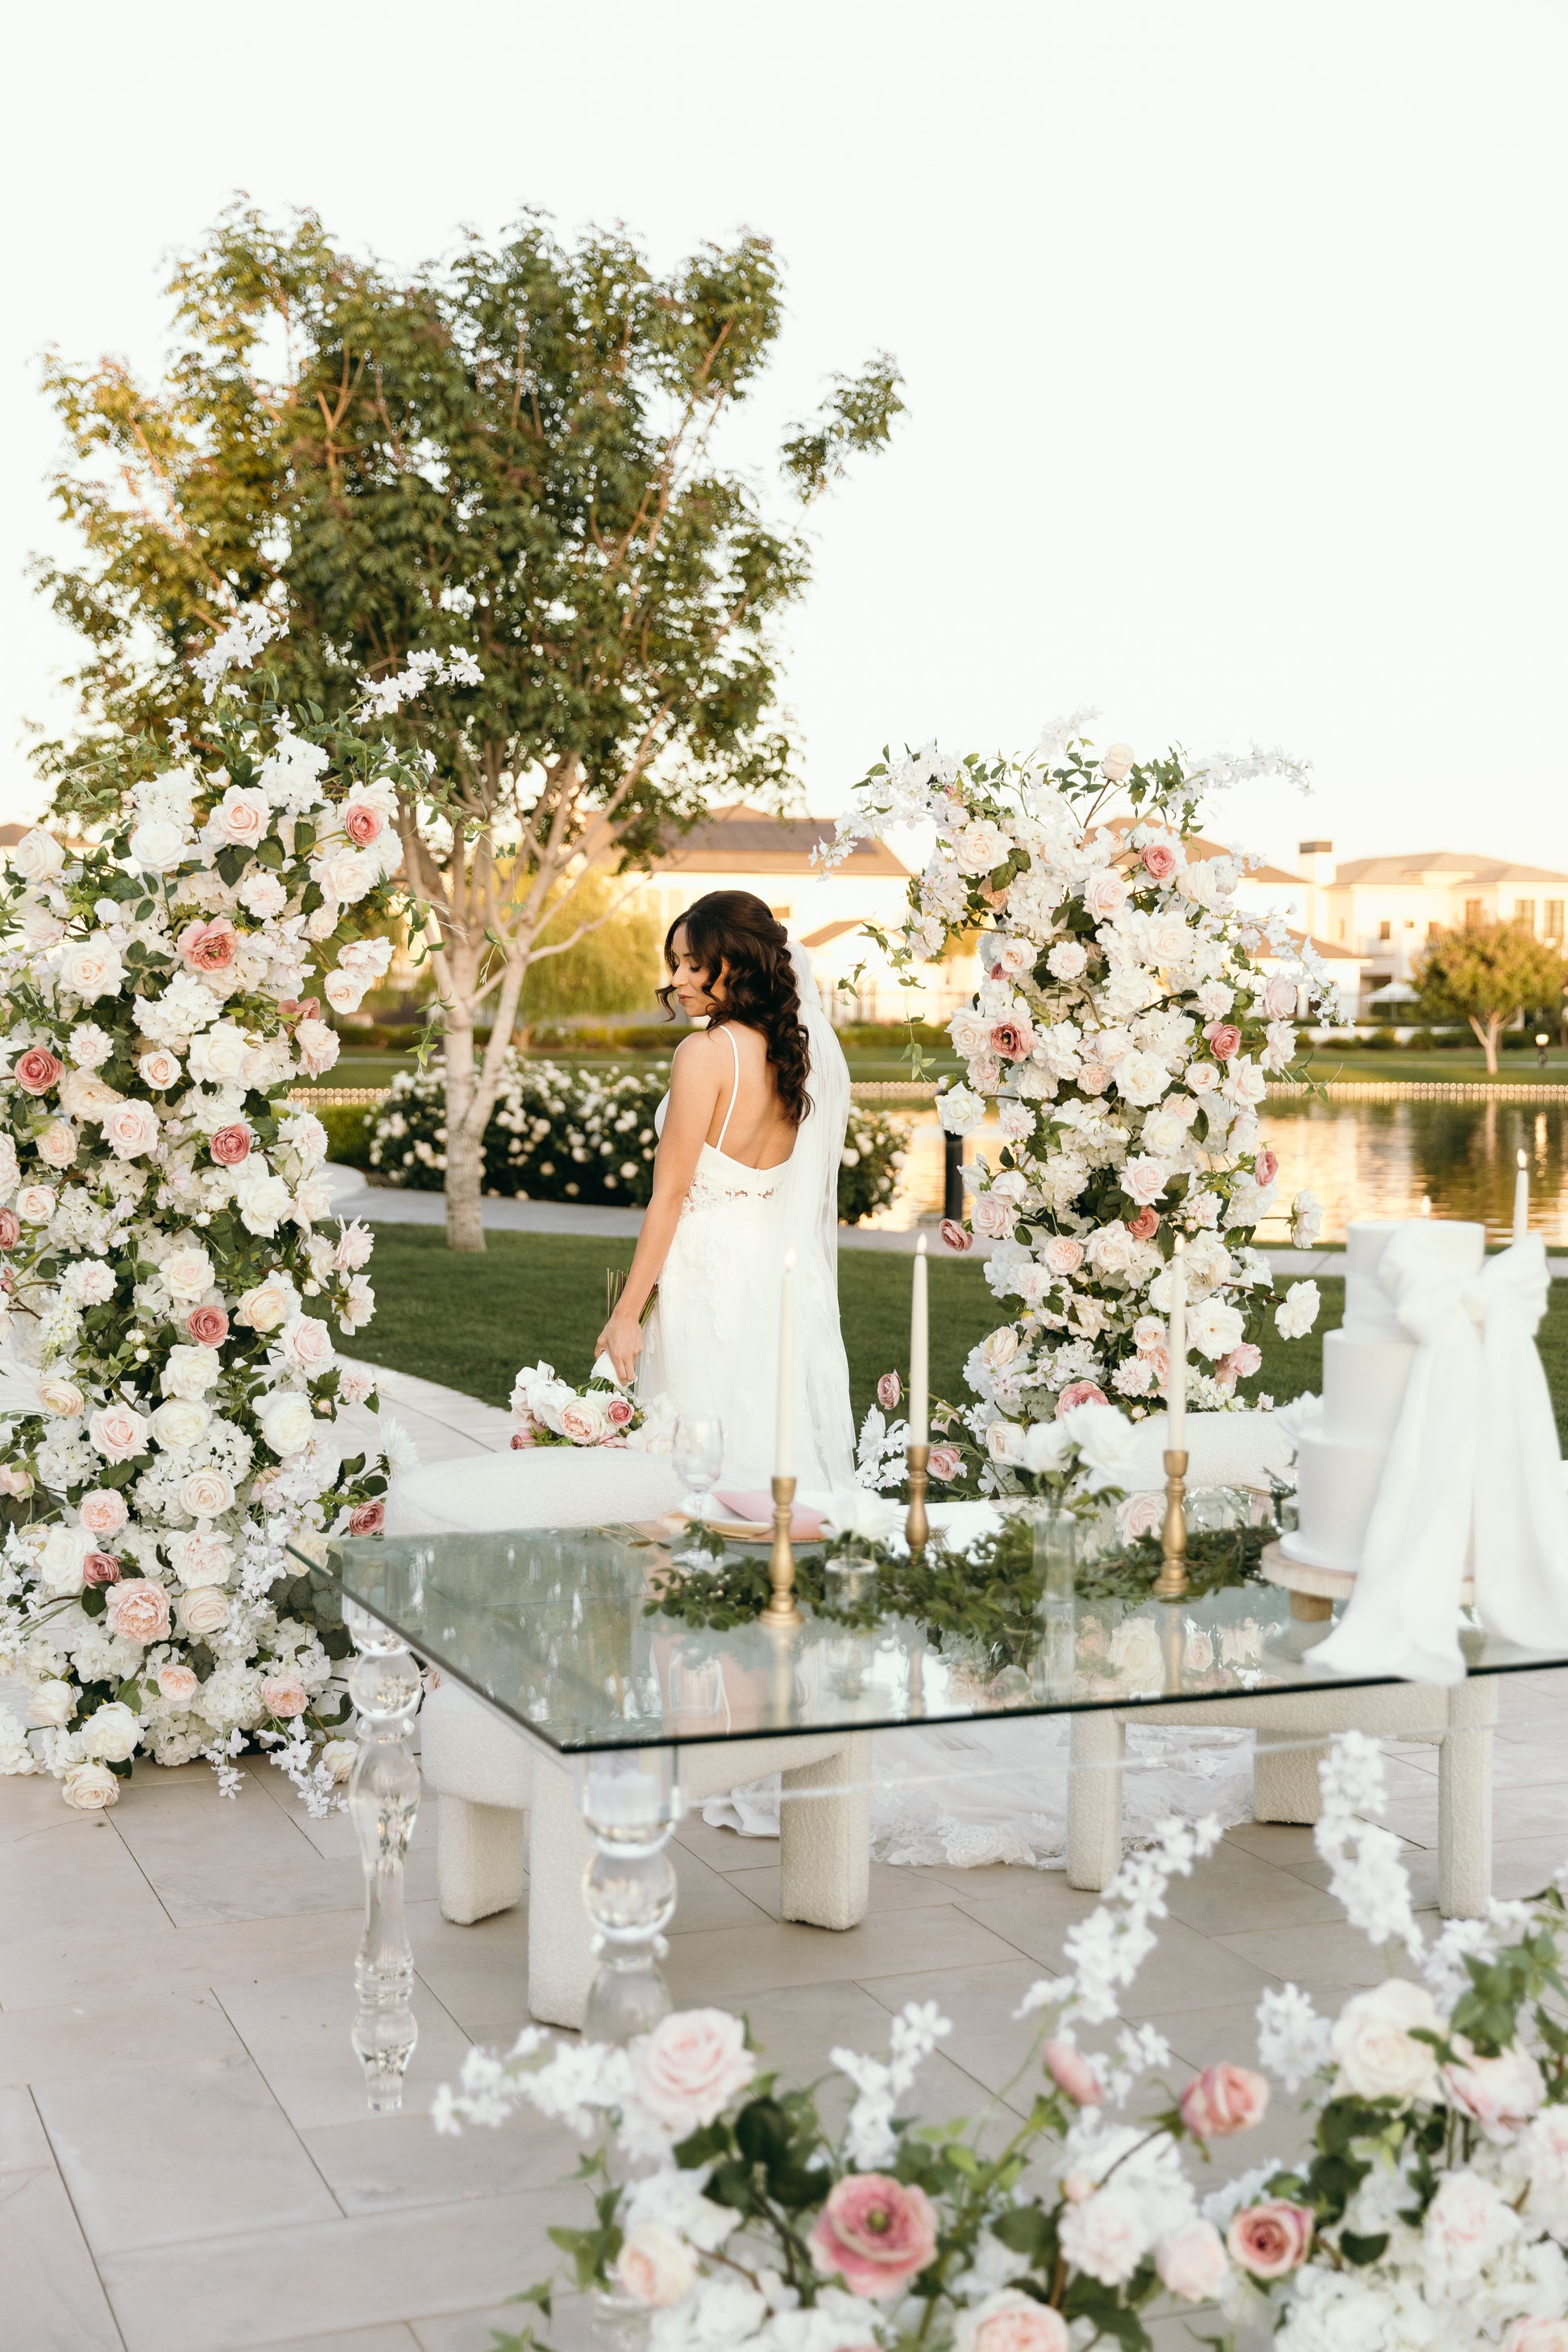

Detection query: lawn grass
xmin=305 ymin=1050 xmax=962 ymax=1092
xmin=338 ymin=1226 xmax=1002 ymax=1428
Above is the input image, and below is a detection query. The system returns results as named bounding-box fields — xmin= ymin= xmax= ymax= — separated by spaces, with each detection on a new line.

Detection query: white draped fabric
xmin=1315 ymin=1230 xmax=1568 ymax=1686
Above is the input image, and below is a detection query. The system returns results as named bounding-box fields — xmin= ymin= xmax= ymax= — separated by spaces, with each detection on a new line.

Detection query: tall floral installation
xmin=824 ymin=723 xmax=1334 ymax=1491
xmin=437 ymin=1735 xmax=1568 ymax=2352
xmin=0 ymin=609 xmax=476 ymax=1811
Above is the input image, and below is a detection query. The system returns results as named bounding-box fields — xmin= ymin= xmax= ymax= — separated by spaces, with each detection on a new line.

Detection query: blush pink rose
xmin=510 ymin=1425 xmax=539 ymax=1449
xmin=187 ymin=1304 xmax=230 ymax=1346
xmin=342 ymin=800 xmax=387 ymax=846
xmin=1077 ymin=1061 xmax=1110 ymax=1095
xmin=990 ymin=1020 xmax=1032 ymax=1060
xmin=156 ymin=1662 xmax=199 ymax=1703
xmin=1263 ymin=974 xmax=1298 ymax=1019
xmin=614 ymin=2224 xmax=698 ymax=2309
xmin=928 ymin=1444 xmax=962 ymax=1481
xmin=1203 ymin=1021 xmax=1242 ymax=1060
xmin=606 ymin=1395 xmax=635 ymax=1429
xmin=1254 ymin=1148 xmax=1280 ymax=1188
xmin=877 ymin=1371 xmax=902 ymax=1412
xmin=277 ymin=996 xmax=321 ymax=1024
xmin=78 ymin=1489 xmax=128 ymax=1538
xmin=809 ymin=2173 xmax=938 ymax=2300
xmin=14 ymin=1047 xmax=63 ymax=1094
xmin=1082 ymin=871 xmax=1128 ymax=922
xmin=1119 ymin=1490 xmax=1164 ymax=1541
xmin=1180 ymin=2062 xmax=1270 ymax=2139
xmin=1140 ymin=842 xmax=1178 ymax=881
xmin=1226 ymin=2199 xmax=1312 ymax=2279
xmin=82 ymin=1551 xmax=122 ymax=1587
xmin=964 ymin=2292 xmax=1068 ymax=2352
xmin=1504 ymin=2322 xmax=1568 ymax=2352
xmin=0 ymin=1209 xmax=17 ymax=1251
xmin=1043 ymin=2039 xmax=1102 ymax=2105
xmin=347 ymin=1500 xmax=386 ymax=1537
xmin=1126 ymin=1206 xmax=1159 ymax=1240
xmin=1056 ymin=1381 xmax=1110 ymax=1417
xmin=209 ymin=1123 xmax=252 ymax=1166
xmin=105 ymin=1578 xmax=172 ymax=1645
xmin=1444 ymin=2041 xmax=1545 ymax=2141
xmin=176 ymin=917 xmax=238 ymax=973
xmin=632 ymin=2008 xmax=754 ymax=2130
xmin=1155 ymin=2219 xmax=1228 ymax=2302
xmin=261 ymin=1674 xmax=309 ymax=1719
xmin=1215 ymin=1343 xmax=1263 ymax=1391
xmin=940 ymin=1218 xmax=973 ymax=1253
xmin=104 ymin=1099 xmax=160 ymax=1159
xmin=1043 ymin=1236 xmax=1085 ymax=1276
xmin=971 ymin=1193 xmax=1018 ymax=1241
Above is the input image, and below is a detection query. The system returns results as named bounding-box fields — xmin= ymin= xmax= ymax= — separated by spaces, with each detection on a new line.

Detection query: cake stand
xmin=1260 ymin=1541 xmax=1474 ymax=1645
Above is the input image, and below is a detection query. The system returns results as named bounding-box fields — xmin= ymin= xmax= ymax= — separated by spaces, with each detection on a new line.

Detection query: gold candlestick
xmin=1152 ymin=1447 xmax=1189 ymax=1600
xmin=760 ymin=1474 xmax=803 ymax=1627
xmin=906 ymin=1442 xmax=930 ymax=1558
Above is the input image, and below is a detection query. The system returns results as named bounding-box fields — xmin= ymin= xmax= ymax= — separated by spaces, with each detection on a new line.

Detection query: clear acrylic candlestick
xmin=578 ymin=1750 xmax=680 ymax=2045
xmin=344 ymin=1601 xmax=423 ymax=2113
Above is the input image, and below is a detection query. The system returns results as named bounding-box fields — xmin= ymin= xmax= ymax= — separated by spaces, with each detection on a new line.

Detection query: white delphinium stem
xmin=1255 ymin=1984 xmax=1333 ymax=2091
xmin=1018 ymin=1813 xmax=1224 ymax=2028
xmin=198 ymin=1727 xmax=247 ymax=1799
xmin=832 ymin=1999 xmax=952 ymax=2167
xmin=1314 ymin=1730 xmax=1424 ymax=1960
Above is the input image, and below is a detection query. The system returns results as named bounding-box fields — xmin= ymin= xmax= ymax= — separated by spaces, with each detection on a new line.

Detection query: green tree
xmin=1415 ymin=919 xmax=1568 ymax=1072
xmin=36 ymin=203 xmax=902 ymax=1247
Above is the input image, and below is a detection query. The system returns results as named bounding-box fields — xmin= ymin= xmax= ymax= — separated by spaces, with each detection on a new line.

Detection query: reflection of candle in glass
xmin=1168 ymin=1235 xmax=1187 ymax=1450
xmin=776 ymin=1248 xmax=796 ymax=1477
xmin=1514 ymin=1147 xmax=1529 ymax=1245
xmin=1421 ymin=1194 xmax=1432 ymax=1218
xmin=911 ymin=1235 xmax=929 ymax=1445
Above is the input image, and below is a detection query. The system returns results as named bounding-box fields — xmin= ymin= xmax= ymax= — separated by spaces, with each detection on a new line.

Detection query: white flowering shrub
xmin=369 ymin=1054 xmax=909 ymax=1224
xmin=0 ymin=610 xmax=474 ymax=1810
xmin=826 ymin=727 xmax=1332 ymax=1489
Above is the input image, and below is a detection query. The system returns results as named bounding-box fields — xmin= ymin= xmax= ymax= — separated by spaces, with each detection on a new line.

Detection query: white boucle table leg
xmin=1067 ymin=1712 xmax=1126 ymax=1891
xmin=1439 ymin=1675 xmax=1497 ymax=1921
xmin=437 ymin=1794 xmax=526 ymax=1927
xmin=526 ymin=1757 xmax=599 ymax=2031
xmin=1253 ymin=1732 xmax=1329 ymax=1826
xmin=778 ymin=1735 xmax=873 ymax=1930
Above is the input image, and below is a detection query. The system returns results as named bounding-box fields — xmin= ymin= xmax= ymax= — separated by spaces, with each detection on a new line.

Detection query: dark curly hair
xmin=658 ymin=890 xmax=811 ymax=1126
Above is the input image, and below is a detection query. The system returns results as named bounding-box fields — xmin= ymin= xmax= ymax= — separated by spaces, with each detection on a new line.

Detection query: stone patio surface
xmin=5 ymin=1363 xmax=1567 ymax=2350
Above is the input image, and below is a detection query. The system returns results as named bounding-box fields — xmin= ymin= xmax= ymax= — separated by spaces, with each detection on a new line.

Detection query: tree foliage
xmin=1415 ymin=918 xmax=1567 ymax=1071
xmin=35 ymin=202 xmax=904 ymax=1245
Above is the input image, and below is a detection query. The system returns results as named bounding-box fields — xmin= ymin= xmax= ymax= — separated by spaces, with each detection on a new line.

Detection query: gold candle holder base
xmin=760 ymin=1475 xmax=803 ymax=1628
xmin=1152 ymin=1447 xmax=1189 ymax=1601
xmin=905 ymin=1443 xmax=930 ymax=1557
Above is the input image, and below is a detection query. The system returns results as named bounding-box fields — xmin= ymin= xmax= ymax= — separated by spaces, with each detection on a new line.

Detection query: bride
xmin=596 ymin=890 xmax=856 ymax=1492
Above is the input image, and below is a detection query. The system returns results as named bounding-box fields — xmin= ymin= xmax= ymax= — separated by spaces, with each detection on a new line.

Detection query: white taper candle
xmin=1168 ymin=1234 xmax=1187 ymax=1451
xmin=776 ymin=1247 xmax=796 ymax=1478
xmin=911 ymin=1234 xmax=930 ymax=1446
xmin=1514 ymin=1147 xmax=1529 ymax=1246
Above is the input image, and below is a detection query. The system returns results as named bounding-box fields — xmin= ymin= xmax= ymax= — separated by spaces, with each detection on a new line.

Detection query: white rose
xmin=89 ymin=1404 xmax=149 ymax=1462
xmin=1330 ymin=1978 xmax=1442 ymax=2103
xmin=1082 ymin=869 xmax=1128 ymax=922
xmin=37 ymin=1376 xmax=85 ymax=1417
xmin=938 ymin=1085 xmax=986 ymax=1136
xmin=17 ymin=1184 xmax=56 ymax=1222
xmin=613 ymin=2225 xmax=698 ymax=2309
xmin=1188 ymin=1299 xmax=1245 ymax=1360
xmin=205 ymin=785 xmax=270 ymax=848
xmin=36 ymin=1120 xmax=77 ymax=1168
xmin=278 ymin=1314 xmax=335 ymax=1374
xmin=1058 ymin=2184 xmax=1149 ymax=2287
xmin=234 ymin=1170 xmax=292 ymax=1237
xmin=167 ymin=1529 xmax=234 ymax=1587
xmin=256 ymin=1389 xmax=316 ymax=1458
xmin=28 ymin=1678 xmax=76 ymax=1727
xmin=237 ymin=1277 xmax=294 ymax=1333
xmin=161 ymin=1245 xmax=216 ymax=1303
xmin=102 ymin=1099 xmax=161 ymax=1160
xmin=951 ymin=819 xmax=1013 ymax=877
xmin=313 ymin=848 xmax=376 ymax=903
xmin=186 ymin=1024 xmax=251 ymax=1086
xmin=985 ymin=1417 xmax=1027 ymax=1465
xmin=151 ymin=1397 xmax=209 ymax=1450
xmin=127 ymin=818 xmax=187 ymax=873
xmin=59 ymin=935 xmax=127 ymax=1002
xmin=36 ymin=1525 xmax=93 ymax=1595
xmin=138 ymin=1048 xmax=182 ymax=1091
xmin=162 ymin=1343 xmax=221 ymax=1400
xmin=180 ymin=1587 xmax=232 ymax=1637
xmin=1047 ymin=939 xmax=1089 ymax=981
xmin=63 ymin=1762 xmax=120 ymax=1811
xmin=1276 ymin=1280 xmax=1320 ymax=1342
xmin=1122 ymin=1155 xmax=1169 ymax=1207
xmin=1099 ymin=742 xmax=1135 ymax=782
xmin=81 ymin=1701 xmax=143 ymax=1763
xmin=321 ymin=1738 xmax=359 ymax=1783
xmin=9 ymin=826 xmax=65 ymax=883
xmin=180 ymin=1466 xmax=236 ymax=1519
xmin=294 ymin=1017 xmax=339 ymax=1076
xmin=1114 ymin=1051 xmax=1169 ymax=1109
xmin=323 ymin=970 xmax=364 ymax=1015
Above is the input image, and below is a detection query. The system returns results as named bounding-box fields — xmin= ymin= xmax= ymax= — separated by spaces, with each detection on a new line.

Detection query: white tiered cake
xmin=1280 ymin=1216 xmax=1485 ymax=1575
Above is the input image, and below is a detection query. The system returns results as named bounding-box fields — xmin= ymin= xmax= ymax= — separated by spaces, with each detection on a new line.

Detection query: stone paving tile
xmin=0 ymin=2084 xmax=52 ymax=2169
xmin=663 ymin=1899 xmax=1023 ymax=2002
xmin=0 ymin=1807 xmax=173 ymax=1948
xmin=0 ymin=1985 xmax=243 ymax=2090
xmin=213 ymin=1965 xmax=475 ymax=2133
xmin=722 ymin=1854 xmax=973 ymax=1919
xmin=304 ymin=2101 xmax=580 ymax=2217
xmin=406 ymin=1898 xmax=532 ymax=2047
xmin=1159 ymin=1833 xmax=1348 ymax=1935
xmin=256 ymin=2332 xmax=421 ymax=2352
xmin=0 ymin=1898 xmax=362 ymax=2010
xmin=1214 ymin=1910 xmax=1441 ymax=1995
xmin=0 ymin=2163 xmax=127 ymax=2351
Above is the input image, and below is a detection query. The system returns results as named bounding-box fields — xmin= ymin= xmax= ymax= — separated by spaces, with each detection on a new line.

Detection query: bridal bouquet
xmin=510 ymin=1359 xmax=671 ymax=1451
xmin=823 ymin=726 xmax=1331 ymax=1490
xmin=436 ymin=1812 xmax=1283 ymax=2352
xmin=0 ymin=608 xmax=475 ymax=1808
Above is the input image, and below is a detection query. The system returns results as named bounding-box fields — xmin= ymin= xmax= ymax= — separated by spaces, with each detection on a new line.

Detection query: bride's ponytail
xmin=658 ymin=892 xmax=811 ymax=1126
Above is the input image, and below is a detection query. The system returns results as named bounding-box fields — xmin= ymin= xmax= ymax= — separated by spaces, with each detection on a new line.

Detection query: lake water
xmin=875 ymin=1097 xmax=1568 ymax=1245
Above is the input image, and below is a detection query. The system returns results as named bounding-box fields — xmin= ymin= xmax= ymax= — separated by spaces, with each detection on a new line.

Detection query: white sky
xmin=2 ymin=0 xmax=1565 ymax=877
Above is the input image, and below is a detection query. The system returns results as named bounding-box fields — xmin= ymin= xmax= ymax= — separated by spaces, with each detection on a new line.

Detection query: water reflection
xmin=873 ymin=1100 xmax=1568 ymax=1246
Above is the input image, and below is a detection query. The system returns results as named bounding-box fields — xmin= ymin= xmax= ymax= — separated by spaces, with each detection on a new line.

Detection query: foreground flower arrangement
xmin=823 ymin=726 xmax=1332 ymax=1489
xmin=0 ymin=609 xmax=476 ymax=1807
xmin=510 ymin=1359 xmax=672 ymax=1452
xmin=436 ymin=1731 xmax=1568 ymax=2351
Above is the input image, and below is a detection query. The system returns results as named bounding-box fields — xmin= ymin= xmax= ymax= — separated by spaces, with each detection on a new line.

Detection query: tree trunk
xmin=442 ymin=1016 xmax=487 ymax=1253
xmin=1469 ymin=1013 xmax=1501 ymax=1075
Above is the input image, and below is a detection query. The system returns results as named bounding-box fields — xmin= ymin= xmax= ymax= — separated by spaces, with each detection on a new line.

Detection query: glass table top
xmin=315 ymin=1521 xmax=1568 ymax=1757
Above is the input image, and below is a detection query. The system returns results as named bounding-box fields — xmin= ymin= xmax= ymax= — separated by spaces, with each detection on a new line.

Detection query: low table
xmin=314 ymin=1520 xmax=1568 ymax=2109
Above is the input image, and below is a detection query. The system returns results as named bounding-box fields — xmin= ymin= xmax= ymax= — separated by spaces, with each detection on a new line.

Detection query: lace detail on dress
xmin=682 ymin=1164 xmax=785 ymax=1215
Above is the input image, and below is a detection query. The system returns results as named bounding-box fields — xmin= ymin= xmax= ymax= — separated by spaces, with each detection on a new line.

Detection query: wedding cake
xmin=1280 ymin=1216 xmax=1485 ymax=1575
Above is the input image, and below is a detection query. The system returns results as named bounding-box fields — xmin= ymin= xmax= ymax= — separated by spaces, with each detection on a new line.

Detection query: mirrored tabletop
xmin=319 ymin=1521 xmax=1568 ymax=1755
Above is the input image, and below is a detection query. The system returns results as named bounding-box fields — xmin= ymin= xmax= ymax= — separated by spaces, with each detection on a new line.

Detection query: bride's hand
xmin=597 ymin=1307 xmax=645 ymax=1388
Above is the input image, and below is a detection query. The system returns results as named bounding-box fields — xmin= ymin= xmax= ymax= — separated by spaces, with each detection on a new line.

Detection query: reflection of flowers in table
xmin=509 ymin=1359 xmax=671 ymax=1450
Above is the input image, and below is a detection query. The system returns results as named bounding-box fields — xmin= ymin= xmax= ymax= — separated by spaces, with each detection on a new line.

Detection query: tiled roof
xmin=651 ymin=804 xmax=907 ymax=877
xmin=1332 ymin=851 xmax=1568 ymax=887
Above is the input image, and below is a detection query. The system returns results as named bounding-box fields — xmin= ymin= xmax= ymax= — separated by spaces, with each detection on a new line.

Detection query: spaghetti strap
xmin=713 ymin=1026 xmax=741 ymax=1154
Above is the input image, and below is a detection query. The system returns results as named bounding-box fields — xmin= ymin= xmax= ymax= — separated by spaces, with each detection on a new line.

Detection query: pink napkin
xmin=715 ymin=1488 xmax=824 ymax=1541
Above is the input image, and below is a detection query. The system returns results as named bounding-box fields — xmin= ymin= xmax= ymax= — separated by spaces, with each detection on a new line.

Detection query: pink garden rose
xmin=971 ymin=1192 xmax=1018 ymax=1242
xmin=342 ymin=798 xmax=387 ymax=846
xmin=1444 ymin=2040 xmax=1545 ymax=2141
xmin=1082 ymin=871 xmax=1128 ymax=922
xmin=877 ymin=1370 xmax=902 ymax=1411
xmin=1226 ymin=2200 xmax=1312 ymax=2279
xmin=261 ymin=1674 xmax=309 ymax=1719
xmin=1043 ymin=1236 xmax=1085 ymax=1277
xmin=1043 ymin=2039 xmax=1102 ymax=2105
xmin=103 ymin=1098 xmax=160 ymax=1159
xmin=0 ymin=1209 xmax=16 ymax=1251
xmin=187 ymin=1304 xmax=230 ymax=1346
xmin=1155 ymin=2220 xmax=1228 ymax=2302
xmin=990 ymin=1019 xmax=1032 ymax=1060
xmin=156 ymin=1663 xmax=200 ymax=1703
xmin=809 ymin=2172 xmax=938 ymax=2300
xmin=1140 ymin=841 xmax=1178 ymax=881
xmin=294 ymin=1017 xmax=340 ymax=1077
xmin=1118 ymin=1490 xmax=1164 ymax=1541
xmin=82 ymin=1551 xmax=122 ymax=1587
xmin=347 ymin=1500 xmax=386 ymax=1537
xmin=89 ymin=1404 xmax=148 ymax=1463
xmin=1056 ymin=1381 xmax=1109 ymax=1417
xmin=14 ymin=1046 xmax=63 ymax=1094
xmin=1262 ymin=974 xmax=1299 ymax=1019
xmin=1254 ymin=1148 xmax=1280 ymax=1188
xmin=1203 ymin=1021 xmax=1242 ymax=1060
xmin=606 ymin=1395 xmax=635 ymax=1429
xmin=1179 ymin=2062 xmax=1269 ymax=2138
xmin=78 ymin=1489 xmax=128 ymax=1538
xmin=956 ymin=2290 xmax=1068 ymax=2352
xmin=928 ymin=1444 xmax=962 ymax=1481
xmin=176 ymin=917 xmax=238 ymax=973
xmin=1077 ymin=1060 xmax=1110 ymax=1095
xmin=614 ymin=2224 xmax=697 ymax=2308
xmin=1126 ymin=1205 xmax=1159 ymax=1240
xmin=510 ymin=1425 xmax=539 ymax=1450
xmin=209 ymin=1122 xmax=252 ymax=1166
xmin=631 ymin=2008 xmax=755 ymax=2132
xmin=106 ymin=1578 xmax=172 ymax=1645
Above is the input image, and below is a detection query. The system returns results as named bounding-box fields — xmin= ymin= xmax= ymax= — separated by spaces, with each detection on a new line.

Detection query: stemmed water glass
xmin=673 ymin=1412 xmax=724 ymax=1523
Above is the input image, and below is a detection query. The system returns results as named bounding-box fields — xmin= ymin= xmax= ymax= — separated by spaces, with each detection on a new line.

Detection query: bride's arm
xmin=595 ymin=1032 xmax=723 ymax=1384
